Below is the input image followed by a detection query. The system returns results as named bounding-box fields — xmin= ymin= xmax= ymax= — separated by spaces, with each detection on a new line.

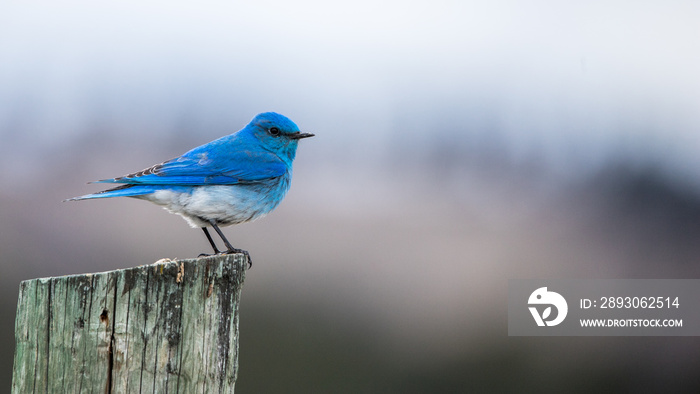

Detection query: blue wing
xmin=93 ymin=143 xmax=287 ymax=186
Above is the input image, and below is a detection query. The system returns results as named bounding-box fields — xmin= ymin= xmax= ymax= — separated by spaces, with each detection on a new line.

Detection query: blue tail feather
xmin=64 ymin=184 xmax=161 ymax=201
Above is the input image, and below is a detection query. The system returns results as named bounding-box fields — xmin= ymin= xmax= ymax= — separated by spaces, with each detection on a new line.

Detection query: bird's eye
xmin=269 ymin=127 xmax=280 ymax=136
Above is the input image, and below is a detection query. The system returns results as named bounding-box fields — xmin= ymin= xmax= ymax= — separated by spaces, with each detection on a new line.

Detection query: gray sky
xmin=1 ymin=1 xmax=699 ymax=185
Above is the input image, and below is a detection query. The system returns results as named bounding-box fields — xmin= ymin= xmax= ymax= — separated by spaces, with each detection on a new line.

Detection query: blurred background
xmin=2 ymin=0 xmax=700 ymax=392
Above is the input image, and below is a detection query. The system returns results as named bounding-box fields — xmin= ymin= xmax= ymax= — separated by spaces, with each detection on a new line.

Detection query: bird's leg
xmin=208 ymin=221 xmax=235 ymax=251
xmin=199 ymin=227 xmax=221 ymax=256
xmin=208 ymin=220 xmax=252 ymax=268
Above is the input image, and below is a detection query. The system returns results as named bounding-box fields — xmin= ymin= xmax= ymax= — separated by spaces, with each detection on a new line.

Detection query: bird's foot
xmin=198 ymin=249 xmax=251 ymax=268
xmin=224 ymin=248 xmax=252 ymax=269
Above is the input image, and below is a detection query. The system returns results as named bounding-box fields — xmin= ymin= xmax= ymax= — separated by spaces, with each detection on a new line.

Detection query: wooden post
xmin=12 ymin=254 xmax=247 ymax=393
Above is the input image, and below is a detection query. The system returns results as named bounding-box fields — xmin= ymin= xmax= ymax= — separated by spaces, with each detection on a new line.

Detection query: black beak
xmin=290 ymin=132 xmax=315 ymax=140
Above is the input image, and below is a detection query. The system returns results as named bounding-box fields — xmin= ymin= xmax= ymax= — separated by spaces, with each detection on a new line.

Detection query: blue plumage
xmin=67 ymin=112 xmax=314 ymax=262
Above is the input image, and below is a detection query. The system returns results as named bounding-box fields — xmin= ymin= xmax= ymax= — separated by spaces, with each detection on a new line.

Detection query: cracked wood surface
xmin=12 ymin=254 xmax=246 ymax=393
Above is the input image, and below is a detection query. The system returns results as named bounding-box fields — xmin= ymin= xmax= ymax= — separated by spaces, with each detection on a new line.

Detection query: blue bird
xmin=66 ymin=112 xmax=314 ymax=266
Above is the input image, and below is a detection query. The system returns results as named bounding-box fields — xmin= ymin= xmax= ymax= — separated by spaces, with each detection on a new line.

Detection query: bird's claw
xmin=198 ymin=249 xmax=252 ymax=268
xmin=224 ymin=248 xmax=252 ymax=269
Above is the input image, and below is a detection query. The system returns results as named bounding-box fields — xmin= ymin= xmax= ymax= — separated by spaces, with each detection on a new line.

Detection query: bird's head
xmin=248 ymin=112 xmax=314 ymax=161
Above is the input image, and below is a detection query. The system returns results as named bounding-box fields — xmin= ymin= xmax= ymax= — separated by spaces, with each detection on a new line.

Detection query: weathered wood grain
xmin=12 ymin=254 xmax=246 ymax=393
